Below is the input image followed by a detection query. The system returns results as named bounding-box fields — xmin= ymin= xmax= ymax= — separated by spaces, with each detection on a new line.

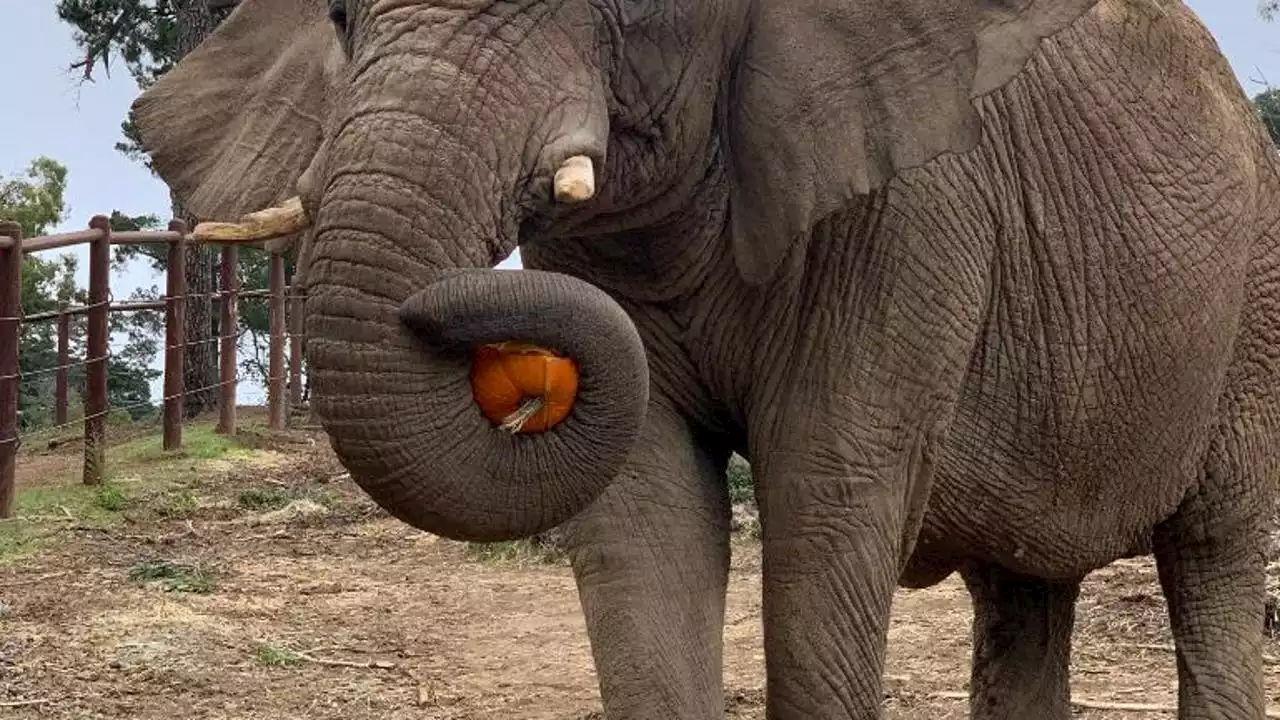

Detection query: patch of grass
xmin=237 ymin=484 xmax=339 ymax=512
xmin=237 ymin=486 xmax=290 ymax=511
xmin=114 ymin=423 xmax=251 ymax=464
xmin=466 ymin=532 xmax=567 ymax=566
xmin=0 ymin=525 xmax=51 ymax=565
xmin=254 ymin=644 xmax=303 ymax=667
xmin=93 ymin=482 xmax=128 ymax=512
xmin=727 ymin=454 xmax=754 ymax=505
xmin=13 ymin=482 xmax=130 ymax=527
xmin=1 ymin=481 xmax=133 ymax=565
xmin=5 ymin=421 xmax=284 ymax=565
xmin=153 ymin=488 xmax=200 ymax=519
xmin=127 ymin=558 xmax=217 ymax=594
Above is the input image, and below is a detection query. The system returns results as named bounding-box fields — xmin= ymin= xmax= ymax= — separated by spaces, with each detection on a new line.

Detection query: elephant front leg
xmin=562 ymin=399 xmax=731 ymax=720
xmin=754 ymin=402 xmax=949 ymax=720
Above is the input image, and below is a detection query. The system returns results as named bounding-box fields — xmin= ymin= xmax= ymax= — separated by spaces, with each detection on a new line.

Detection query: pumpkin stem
xmin=501 ymin=397 xmax=546 ymax=434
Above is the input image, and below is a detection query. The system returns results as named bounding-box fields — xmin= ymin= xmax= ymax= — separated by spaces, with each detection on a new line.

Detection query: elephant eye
xmin=328 ymin=0 xmax=348 ymax=34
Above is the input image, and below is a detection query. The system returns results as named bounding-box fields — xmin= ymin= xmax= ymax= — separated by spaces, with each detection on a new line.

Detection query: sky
xmin=1 ymin=0 xmax=1276 ymax=404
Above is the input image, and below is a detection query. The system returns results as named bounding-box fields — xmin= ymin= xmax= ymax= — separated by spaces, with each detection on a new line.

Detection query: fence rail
xmin=0 ymin=215 xmax=306 ymax=518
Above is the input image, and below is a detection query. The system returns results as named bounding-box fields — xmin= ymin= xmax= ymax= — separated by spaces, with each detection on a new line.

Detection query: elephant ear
xmin=130 ymin=0 xmax=341 ymax=221
xmin=726 ymin=0 xmax=1101 ymax=284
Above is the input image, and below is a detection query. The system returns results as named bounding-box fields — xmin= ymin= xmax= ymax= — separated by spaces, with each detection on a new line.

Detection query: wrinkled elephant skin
xmin=130 ymin=0 xmax=1280 ymax=718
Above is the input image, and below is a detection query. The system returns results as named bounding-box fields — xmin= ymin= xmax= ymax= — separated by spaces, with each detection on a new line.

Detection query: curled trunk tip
xmin=306 ymin=267 xmax=649 ymax=542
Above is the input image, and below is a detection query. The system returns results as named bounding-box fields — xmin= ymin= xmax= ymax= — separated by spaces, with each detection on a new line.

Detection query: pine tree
xmin=1256 ymin=89 xmax=1280 ymax=149
xmin=56 ymin=0 xmax=250 ymax=418
xmin=1259 ymin=2 xmax=1280 ymax=149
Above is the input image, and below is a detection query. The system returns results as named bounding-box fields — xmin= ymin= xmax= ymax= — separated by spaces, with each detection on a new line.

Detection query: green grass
xmin=153 ymin=488 xmax=200 ymax=519
xmin=113 ymin=423 xmax=251 ymax=464
xmin=14 ymin=481 xmax=130 ymax=522
xmin=127 ymin=558 xmax=217 ymax=594
xmin=1 ymin=481 xmax=135 ymax=564
xmin=466 ymin=534 xmax=566 ymax=566
xmin=94 ymin=483 xmax=128 ymax=511
xmin=236 ymin=486 xmax=291 ymax=511
xmin=237 ymin=484 xmax=338 ymax=512
xmin=1 ymin=422 xmax=258 ymax=565
xmin=254 ymin=644 xmax=303 ymax=667
xmin=727 ymin=454 xmax=754 ymax=505
xmin=0 ymin=526 xmax=49 ymax=565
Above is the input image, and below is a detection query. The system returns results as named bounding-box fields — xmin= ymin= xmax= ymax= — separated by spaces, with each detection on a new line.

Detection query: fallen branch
xmin=291 ymin=649 xmax=395 ymax=670
xmin=0 ymin=698 xmax=51 ymax=708
xmin=1074 ymin=699 xmax=1178 ymax=713
xmin=930 ymin=690 xmax=1280 ymax=717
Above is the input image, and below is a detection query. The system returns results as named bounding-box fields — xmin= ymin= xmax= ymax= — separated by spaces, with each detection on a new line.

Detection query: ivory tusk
xmin=553 ymin=156 xmax=596 ymax=203
xmin=191 ymin=196 xmax=311 ymax=243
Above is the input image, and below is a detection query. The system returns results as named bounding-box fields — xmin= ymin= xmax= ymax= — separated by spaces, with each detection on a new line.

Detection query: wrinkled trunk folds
xmin=306 ymin=259 xmax=648 ymax=541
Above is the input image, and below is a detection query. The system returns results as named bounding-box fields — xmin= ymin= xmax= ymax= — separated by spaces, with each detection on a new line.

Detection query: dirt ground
xmin=3 ymin=415 xmax=1279 ymax=719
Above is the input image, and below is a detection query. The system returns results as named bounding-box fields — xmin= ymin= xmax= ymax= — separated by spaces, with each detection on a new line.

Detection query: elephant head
xmin=129 ymin=0 xmax=1098 ymax=541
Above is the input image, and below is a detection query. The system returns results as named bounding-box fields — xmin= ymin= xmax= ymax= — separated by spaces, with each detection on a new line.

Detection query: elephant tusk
xmin=191 ymin=196 xmax=311 ymax=243
xmin=553 ymin=156 xmax=595 ymax=203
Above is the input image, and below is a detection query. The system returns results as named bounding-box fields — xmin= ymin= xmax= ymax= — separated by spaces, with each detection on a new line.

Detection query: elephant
xmin=128 ymin=0 xmax=1280 ymax=717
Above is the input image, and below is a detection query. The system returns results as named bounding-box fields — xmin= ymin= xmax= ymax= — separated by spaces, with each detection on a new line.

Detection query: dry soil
xmin=2 ymin=415 xmax=1279 ymax=719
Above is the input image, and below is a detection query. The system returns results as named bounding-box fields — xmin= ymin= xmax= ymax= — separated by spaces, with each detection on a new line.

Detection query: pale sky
xmin=1 ymin=1 xmax=1276 ymax=403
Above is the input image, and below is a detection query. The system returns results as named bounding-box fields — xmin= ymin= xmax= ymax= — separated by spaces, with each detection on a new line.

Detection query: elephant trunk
xmin=302 ymin=99 xmax=645 ymax=541
xmin=306 ymin=264 xmax=648 ymax=542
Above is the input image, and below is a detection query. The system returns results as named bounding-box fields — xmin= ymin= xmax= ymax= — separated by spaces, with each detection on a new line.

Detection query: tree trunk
xmin=176 ymin=194 xmax=219 ymax=418
xmin=173 ymin=0 xmax=229 ymax=418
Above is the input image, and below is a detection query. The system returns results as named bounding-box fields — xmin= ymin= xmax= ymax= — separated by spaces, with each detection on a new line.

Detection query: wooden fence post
xmin=267 ymin=251 xmax=286 ymax=431
xmin=163 ymin=221 xmax=187 ymax=450
xmin=288 ymin=291 xmax=303 ymax=417
xmin=55 ymin=312 xmax=69 ymax=425
xmin=83 ymin=216 xmax=110 ymax=486
xmin=217 ymin=245 xmax=238 ymax=435
xmin=0 ymin=221 xmax=22 ymax=519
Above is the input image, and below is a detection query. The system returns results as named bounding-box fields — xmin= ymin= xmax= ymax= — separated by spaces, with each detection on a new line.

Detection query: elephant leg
xmin=753 ymin=410 xmax=950 ymax=720
xmin=561 ymin=399 xmax=731 ymax=720
xmin=1152 ymin=444 xmax=1269 ymax=720
xmin=962 ymin=562 xmax=1081 ymax=720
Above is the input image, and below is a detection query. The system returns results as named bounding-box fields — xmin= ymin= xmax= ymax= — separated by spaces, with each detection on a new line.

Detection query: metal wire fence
xmin=0 ymin=215 xmax=308 ymax=518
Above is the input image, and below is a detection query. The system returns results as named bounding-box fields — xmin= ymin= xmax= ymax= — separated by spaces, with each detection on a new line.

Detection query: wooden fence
xmin=0 ymin=215 xmax=306 ymax=518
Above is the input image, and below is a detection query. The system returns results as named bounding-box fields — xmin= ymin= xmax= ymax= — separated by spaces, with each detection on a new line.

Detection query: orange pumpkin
xmin=470 ymin=342 xmax=579 ymax=433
